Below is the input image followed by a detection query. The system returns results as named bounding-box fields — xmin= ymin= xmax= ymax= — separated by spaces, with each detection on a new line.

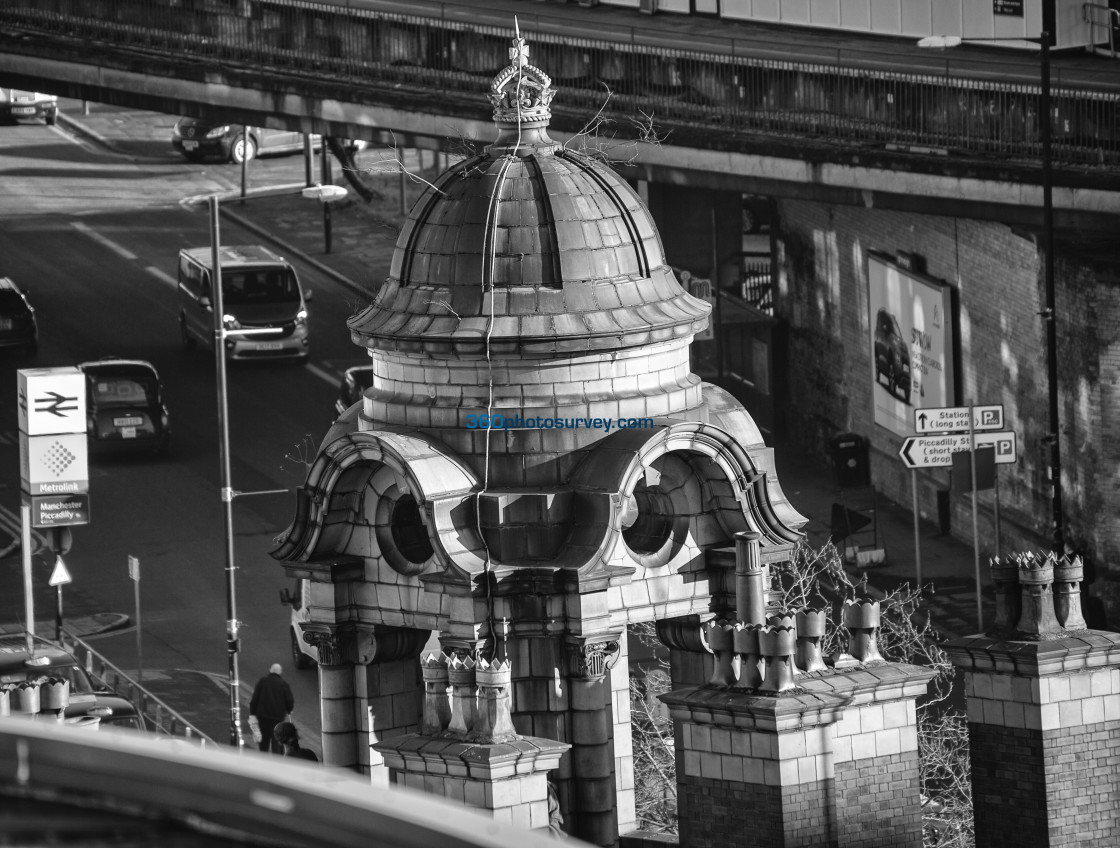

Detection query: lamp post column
xmin=1040 ymin=31 xmax=1064 ymax=554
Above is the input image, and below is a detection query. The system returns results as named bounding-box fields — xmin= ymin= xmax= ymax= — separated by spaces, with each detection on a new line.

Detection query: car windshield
xmin=223 ymin=269 xmax=300 ymax=305
xmin=89 ymin=375 xmax=156 ymax=407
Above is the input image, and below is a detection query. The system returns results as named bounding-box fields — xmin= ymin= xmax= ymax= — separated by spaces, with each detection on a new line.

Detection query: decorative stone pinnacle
xmin=1014 ymin=550 xmax=1063 ymax=639
xmin=489 ymin=26 xmax=555 ymax=128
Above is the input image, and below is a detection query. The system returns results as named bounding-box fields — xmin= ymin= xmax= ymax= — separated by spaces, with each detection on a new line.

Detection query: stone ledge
xmin=660 ymin=686 xmax=847 ymax=732
xmin=373 ymin=733 xmax=570 ymax=780
xmin=945 ymin=631 xmax=1120 ymax=676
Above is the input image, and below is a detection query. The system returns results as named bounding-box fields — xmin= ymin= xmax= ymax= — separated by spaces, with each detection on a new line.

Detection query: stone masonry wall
xmin=835 ymin=750 xmax=921 ymax=847
xmin=773 ymin=198 xmax=1120 ymax=614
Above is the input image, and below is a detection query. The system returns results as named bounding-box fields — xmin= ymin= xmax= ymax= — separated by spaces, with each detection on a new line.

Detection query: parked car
xmin=172 ymin=117 xmax=320 ymax=163
xmin=0 ymin=635 xmax=147 ymax=731
xmin=77 ymin=358 xmax=171 ymax=456
xmin=335 ymin=364 xmax=372 ymax=415
xmin=873 ymin=307 xmax=911 ymax=404
xmin=0 ymin=277 xmax=38 ymax=354
xmin=0 ymin=88 xmax=58 ymax=124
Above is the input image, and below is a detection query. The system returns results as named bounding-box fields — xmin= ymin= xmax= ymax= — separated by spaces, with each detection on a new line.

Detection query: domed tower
xmin=274 ymin=27 xmax=806 ymax=846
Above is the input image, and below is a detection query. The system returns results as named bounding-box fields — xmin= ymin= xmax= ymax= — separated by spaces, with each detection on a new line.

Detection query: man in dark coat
xmin=249 ymin=663 xmax=294 ymax=753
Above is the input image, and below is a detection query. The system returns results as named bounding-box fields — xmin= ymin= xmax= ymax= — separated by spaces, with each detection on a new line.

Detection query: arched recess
xmin=271 ymin=430 xmax=486 ymax=580
xmin=564 ymin=421 xmax=806 ymax=575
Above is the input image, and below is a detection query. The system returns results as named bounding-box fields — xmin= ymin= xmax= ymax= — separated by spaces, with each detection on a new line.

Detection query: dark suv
xmin=0 ymin=277 xmax=38 ymax=355
xmin=873 ymin=308 xmax=911 ymax=404
xmin=0 ymin=635 xmax=146 ymax=730
xmin=78 ymin=358 xmax=171 ymax=457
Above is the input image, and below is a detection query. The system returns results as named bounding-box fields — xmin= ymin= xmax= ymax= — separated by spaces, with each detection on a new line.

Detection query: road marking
xmin=70 ymin=221 xmax=137 ymax=260
xmin=304 ymin=362 xmax=338 ymax=387
xmin=145 ymin=265 xmax=177 ymax=289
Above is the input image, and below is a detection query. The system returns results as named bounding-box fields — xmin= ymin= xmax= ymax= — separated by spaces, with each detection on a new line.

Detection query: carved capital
xmin=566 ymin=633 xmax=622 ymax=680
xmin=299 ymin=622 xmax=429 ymax=666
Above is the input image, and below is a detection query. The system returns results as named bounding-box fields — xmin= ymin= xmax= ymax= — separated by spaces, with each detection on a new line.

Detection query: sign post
xmin=129 ymin=555 xmax=142 ymax=685
xmin=17 ymin=367 xmax=89 ymax=651
xmin=48 ymin=555 xmax=72 ymax=641
xmin=903 ymin=404 xmax=1018 ymax=629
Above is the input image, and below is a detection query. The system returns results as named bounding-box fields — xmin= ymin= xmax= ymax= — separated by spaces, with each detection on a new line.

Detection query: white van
xmin=177 ymin=245 xmax=311 ymax=361
xmin=281 ymin=579 xmax=318 ymax=670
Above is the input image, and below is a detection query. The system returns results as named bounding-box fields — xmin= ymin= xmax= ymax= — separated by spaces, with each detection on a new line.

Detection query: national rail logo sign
xmin=17 ymin=367 xmax=87 ymax=436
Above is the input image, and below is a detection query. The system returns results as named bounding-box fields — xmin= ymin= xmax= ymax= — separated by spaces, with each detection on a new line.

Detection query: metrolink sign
xmin=17 ymin=367 xmax=91 ymax=528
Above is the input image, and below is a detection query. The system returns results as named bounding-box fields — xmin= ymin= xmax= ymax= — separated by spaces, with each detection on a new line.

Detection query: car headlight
xmin=223 ymin=314 xmax=241 ymax=330
xmin=205 ymin=125 xmax=231 ymax=139
xmin=295 ymin=308 xmax=308 ymax=326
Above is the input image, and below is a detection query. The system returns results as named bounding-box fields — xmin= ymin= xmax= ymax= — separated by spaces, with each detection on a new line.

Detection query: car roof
xmin=78 ymin=358 xmax=160 ymax=376
xmin=0 ymin=277 xmax=24 ymax=294
xmin=0 ymin=638 xmax=79 ymax=674
xmin=181 ymin=244 xmax=289 ymax=268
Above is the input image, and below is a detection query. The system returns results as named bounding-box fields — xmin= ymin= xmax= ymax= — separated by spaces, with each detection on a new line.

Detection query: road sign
xmin=899 ymin=431 xmax=1017 ymax=469
xmin=17 ymin=367 xmax=87 ymax=436
xmin=913 ymin=404 xmax=1004 ymax=434
xmin=19 ymin=432 xmax=89 ymax=496
xmin=129 ymin=555 xmax=140 ymax=582
xmin=23 ymin=492 xmax=91 ymax=528
xmin=48 ymin=556 xmax=72 ymax=587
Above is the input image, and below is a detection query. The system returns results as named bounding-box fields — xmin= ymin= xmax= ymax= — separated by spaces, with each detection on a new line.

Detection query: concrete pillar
xmin=566 ymin=633 xmax=623 ymax=848
xmin=610 ymin=632 xmax=637 ymax=836
xmin=946 ymin=630 xmax=1120 ymax=847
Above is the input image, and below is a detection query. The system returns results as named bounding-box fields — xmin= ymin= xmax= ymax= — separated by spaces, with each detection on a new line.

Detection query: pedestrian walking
xmin=273 ymin=721 xmax=318 ymax=762
xmin=249 ymin=663 xmax=294 ymax=754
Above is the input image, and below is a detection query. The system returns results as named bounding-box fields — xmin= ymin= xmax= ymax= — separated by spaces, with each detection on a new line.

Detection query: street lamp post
xmin=918 ymin=31 xmax=1064 ymax=555
xmin=209 ymin=195 xmax=245 ymax=750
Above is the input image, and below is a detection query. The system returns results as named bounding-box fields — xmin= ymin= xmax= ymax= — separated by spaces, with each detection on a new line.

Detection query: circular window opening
xmin=390 ymin=494 xmax=434 ymax=565
xmin=622 ymin=486 xmax=676 ymax=555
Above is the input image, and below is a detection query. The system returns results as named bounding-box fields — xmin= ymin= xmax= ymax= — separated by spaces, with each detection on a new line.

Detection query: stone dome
xmin=348 ymin=32 xmax=709 ymax=357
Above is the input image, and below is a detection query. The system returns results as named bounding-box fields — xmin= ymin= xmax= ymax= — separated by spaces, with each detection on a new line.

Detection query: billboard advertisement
xmin=868 ymin=254 xmax=956 ymax=437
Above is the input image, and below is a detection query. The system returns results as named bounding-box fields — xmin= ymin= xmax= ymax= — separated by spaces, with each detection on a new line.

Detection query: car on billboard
xmin=873 ymin=308 xmax=911 ymax=404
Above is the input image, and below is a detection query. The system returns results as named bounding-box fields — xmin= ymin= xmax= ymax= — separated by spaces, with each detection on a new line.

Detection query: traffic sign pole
xmin=911 ymin=470 xmax=921 ymax=588
xmin=969 ymin=408 xmax=982 ymax=633
xmin=21 ymin=504 xmax=33 ymax=653
xmin=130 ymin=555 xmax=142 ymax=686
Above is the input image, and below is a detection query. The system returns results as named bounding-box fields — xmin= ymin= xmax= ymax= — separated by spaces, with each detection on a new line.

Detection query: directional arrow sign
xmin=914 ymin=404 xmax=1004 ymax=434
xmin=899 ymin=431 xmax=1017 ymax=469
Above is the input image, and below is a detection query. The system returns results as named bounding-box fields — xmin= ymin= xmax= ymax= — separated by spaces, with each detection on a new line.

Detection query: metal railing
xmin=1 ymin=0 xmax=1118 ymax=168
xmin=63 ymin=631 xmax=218 ymax=747
xmin=1084 ymin=3 xmax=1120 ymax=59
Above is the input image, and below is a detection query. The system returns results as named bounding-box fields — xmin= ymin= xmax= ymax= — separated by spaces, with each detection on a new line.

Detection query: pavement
xmin=47 ymin=103 xmax=1001 ymax=647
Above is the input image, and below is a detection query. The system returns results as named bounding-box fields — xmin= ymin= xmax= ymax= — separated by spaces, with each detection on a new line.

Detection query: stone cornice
xmin=944 ymin=631 xmax=1120 ymax=676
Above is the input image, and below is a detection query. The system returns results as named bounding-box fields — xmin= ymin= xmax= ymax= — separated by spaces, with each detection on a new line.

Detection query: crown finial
xmin=489 ymin=24 xmax=555 ymax=131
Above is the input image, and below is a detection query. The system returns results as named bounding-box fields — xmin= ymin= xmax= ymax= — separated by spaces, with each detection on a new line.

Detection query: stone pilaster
xmin=660 ymin=685 xmax=846 ymax=848
xmin=303 ymin=622 xmax=428 ymax=776
xmin=799 ymin=666 xmax=933 ymax=847
xmin=661 ymin=661 xmax=933 ymax=848
xmin=566 ymin=633 xmax=623 ymax=848
xmin=946 ymin=631 xmax=1120 ymax=848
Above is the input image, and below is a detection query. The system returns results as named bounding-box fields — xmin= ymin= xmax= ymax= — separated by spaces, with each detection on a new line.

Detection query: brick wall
xmin=773 ymin=199 xmax=1120 ymax=607
xmin=967 ymin=723 xmax=1048 ymax=846
xmin=836 ymin=750 xmax=921 ymax=847
xmin=680 ymin=774 xmax=836 ymax=848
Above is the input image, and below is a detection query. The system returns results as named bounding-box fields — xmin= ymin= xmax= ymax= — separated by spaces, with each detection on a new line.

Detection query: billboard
xmin=868 ymin=254 xmax=956 ymax=437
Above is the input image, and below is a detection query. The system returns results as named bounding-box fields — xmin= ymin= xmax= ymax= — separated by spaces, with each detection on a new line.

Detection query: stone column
xmin=304 ymin=622 xmax=428 ymax=777
xmin=566 ymin=633 xmax=623 ymax=848
xmin=946 ymin=631 xmax=1120 ymax=847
